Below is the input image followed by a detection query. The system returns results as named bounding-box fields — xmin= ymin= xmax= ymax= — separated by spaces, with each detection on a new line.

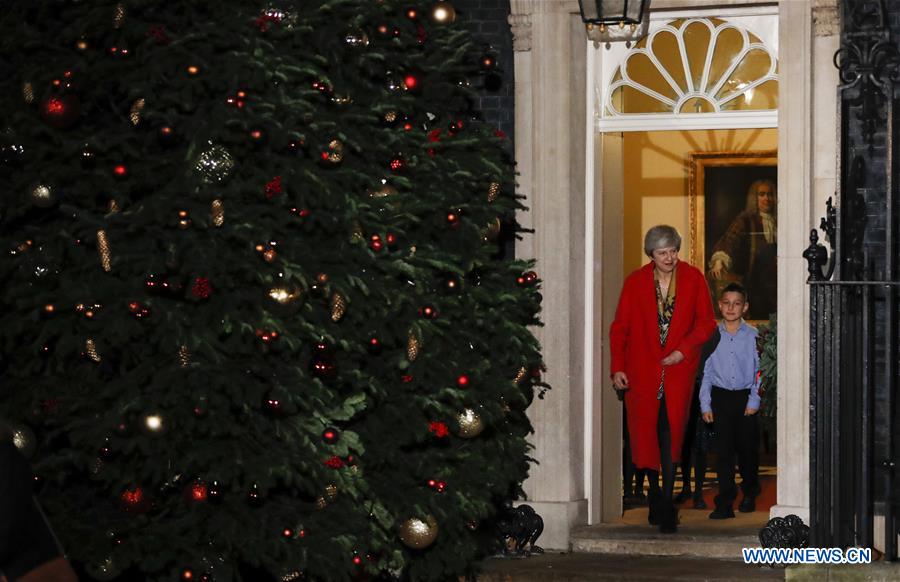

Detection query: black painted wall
xmin=840 ymin=0 xmax=900 ymax=505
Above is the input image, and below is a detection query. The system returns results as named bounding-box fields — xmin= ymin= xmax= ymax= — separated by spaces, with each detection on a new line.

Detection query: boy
xmin=700 ymin=282 xmax=761 ymax=519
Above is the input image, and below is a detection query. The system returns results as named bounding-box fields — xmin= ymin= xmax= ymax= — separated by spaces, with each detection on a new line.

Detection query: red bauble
xmin=190 ymin=480 xmax=208 ymax=502
xmin=265 ymin=396 xmax=282 ymax=414
xmin=370 ymin=235 xmax=383 ymax=252
xmin=40 ymin=95 xmax=81 ymax=129
xmin=456 ymin=374 xmax=469 ymax=388
xmin=322 ymin=428 xmax=339 ymax=444
xmin=428 ymin=421 xmax=449 ymax=438
xmin=181 ymin=568 xmax=194 ymax=581
xmin=420 ymin=305 xmax=438 ymax=319
xmin=404 ymin=74 xmax=419 ymax=91
xmin=324 ymin=455 xmax=345 ymax=469
xmin=121 ymin=487 xmax=143 ymax=505
xmin=282 ymin=527 xmax=294 ymax=538
xmin=265 ymin=175 xmax=282 ymax=199
xmin=446 ymin=211 xmax=461 ymax=227
xmin=191 ymin=277 xmax=212 ymax=299
xmin=390 ymin=157 xmax=404 ymax=171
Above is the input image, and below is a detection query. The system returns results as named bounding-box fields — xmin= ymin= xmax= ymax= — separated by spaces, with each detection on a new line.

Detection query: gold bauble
xmin=22 ymin=82 xmax=34 ymax=104
xmin=457 ymin=408 xmax=485 ymax=438
xmin=4 ymin=422 xmax=37 ymax=459
xmin=325 ymin=484 xmax=338 ymax=501
xmin=211 ymin=199 xmax=225 ymax=227
xmin=487 ymin=182 xmax=500 ymax=202
xmin=330 ymin=292 xmax=346 ymax=322
xmin=370 ymin=184 xmax=398 ymax=198
xmin=398 ymin=516 xmax=439 ymax=549
xmin=431 ymin=1 xmax=457 ymax=23
xmin=384 ymin=111 xmax=398 ymax=123
xmin=130 ymin=98 xmax=145 ymax=126
xmin=269 ymin=286 xmax=302 ymax=305
xmin=107 ymin=199 xmax=120 ymax=214
xmin=30 ymin=184 xmax=56 ymax=208
xmin=96 ymin=230 xmax=112 ymax=272
xmin=406 ymin=330 xmax=420 ymax=361
xmin=483 ymin=217 xmax=501 ymax=242
xmin=316 ymin=496 xmax=327 ymax=510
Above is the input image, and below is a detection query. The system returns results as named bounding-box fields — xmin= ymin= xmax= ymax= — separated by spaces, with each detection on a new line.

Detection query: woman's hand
xmin=702 ymin=411 xmax=714 ymax=423
xmin=661 ymin=350 xmax=684 ymax=366
xmin=612 ymin=371 xmax=629 ymax=391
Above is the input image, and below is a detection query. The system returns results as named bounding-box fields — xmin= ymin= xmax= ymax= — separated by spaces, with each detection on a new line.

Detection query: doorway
xmin=585 ymin=9 xmax=781 ymax=528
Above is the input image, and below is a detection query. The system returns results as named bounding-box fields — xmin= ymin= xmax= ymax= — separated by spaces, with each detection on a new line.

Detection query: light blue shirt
xmin=699 ymin=321 xmax=761 ymax=413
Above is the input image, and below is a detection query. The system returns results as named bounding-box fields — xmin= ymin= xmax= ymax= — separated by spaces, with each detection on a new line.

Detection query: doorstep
xmin=569 ymin=507 xmax=769 ymax=560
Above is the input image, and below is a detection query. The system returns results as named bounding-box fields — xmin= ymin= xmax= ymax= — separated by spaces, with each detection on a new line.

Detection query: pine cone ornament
xmin=330 ymin=292 xmax=346 ymax=322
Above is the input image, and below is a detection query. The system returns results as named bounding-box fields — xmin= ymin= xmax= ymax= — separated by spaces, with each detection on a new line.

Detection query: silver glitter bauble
xmin=194 ymin=144 xmax=235 ymax=184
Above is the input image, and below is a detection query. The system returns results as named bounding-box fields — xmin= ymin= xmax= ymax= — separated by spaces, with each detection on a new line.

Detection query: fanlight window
xmin=606 ymin=18 xmax=778 ymax=116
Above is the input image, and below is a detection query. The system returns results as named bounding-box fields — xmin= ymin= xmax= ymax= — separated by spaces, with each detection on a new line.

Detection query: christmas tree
xmin=0 ymin=1 xmax=544 ymax=580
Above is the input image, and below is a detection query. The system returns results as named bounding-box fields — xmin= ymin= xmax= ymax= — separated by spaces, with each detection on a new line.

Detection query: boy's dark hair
xmin=720 ymin=282 xmax=748 ymax=302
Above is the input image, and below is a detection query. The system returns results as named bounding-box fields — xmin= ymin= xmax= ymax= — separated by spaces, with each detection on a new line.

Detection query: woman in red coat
xmin=610 ymin=225 xmax=716 ymax=533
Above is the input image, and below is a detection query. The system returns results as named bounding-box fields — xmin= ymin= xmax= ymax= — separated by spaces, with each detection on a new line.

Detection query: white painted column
xmin=510 ymin=0 xmax=588 ymax=550
xmin=771 ymin=0 xmax=827 ymax=523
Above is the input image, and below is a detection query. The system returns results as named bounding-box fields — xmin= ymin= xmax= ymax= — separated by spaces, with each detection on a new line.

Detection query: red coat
xmin=610 ymin=261 xmax=716 ymax=470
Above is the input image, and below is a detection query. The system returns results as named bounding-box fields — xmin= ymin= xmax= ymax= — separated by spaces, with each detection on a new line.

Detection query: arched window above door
xmin=593 ymin=15 xmax=779 ymax=131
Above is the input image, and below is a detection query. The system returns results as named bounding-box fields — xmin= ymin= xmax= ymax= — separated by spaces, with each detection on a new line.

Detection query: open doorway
xmin=614 ymin=129 xmax=778 ymax=530
xmin=585 ymin=10 xmax=781 ymax=529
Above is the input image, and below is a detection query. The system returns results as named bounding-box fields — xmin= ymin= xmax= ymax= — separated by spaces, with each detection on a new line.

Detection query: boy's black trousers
xmin=711 ymin=386 xmax=760 ymax=508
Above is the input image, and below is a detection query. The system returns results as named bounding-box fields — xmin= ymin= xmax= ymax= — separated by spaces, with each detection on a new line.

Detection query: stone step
xmin=570 ymin=506 xmax=770 ymax=560
xmin=571 ymin=525 xmax=758 ymax=560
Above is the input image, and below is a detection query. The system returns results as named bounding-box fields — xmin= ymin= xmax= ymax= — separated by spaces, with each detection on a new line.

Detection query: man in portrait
xmin=708 ymin=179 xmax=777 ymax=320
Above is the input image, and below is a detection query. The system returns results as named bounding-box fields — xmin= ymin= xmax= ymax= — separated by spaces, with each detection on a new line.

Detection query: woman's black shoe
xmin=674 ymin=489 xmax=692 ymax=504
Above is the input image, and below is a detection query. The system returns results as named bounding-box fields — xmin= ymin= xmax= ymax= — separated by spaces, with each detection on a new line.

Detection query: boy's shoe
xmin=647 ymin=491 xmax=661 ymax=525
xmin=674 ymin=489 xmax=692 ymax=504
xmin=708 ymin=507 xmax=735 ymax=519
xmin=738 ymin=497 xmax=756 ymax=513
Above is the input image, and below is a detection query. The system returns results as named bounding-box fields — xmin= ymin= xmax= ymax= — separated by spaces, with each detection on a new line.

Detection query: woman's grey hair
xmin=644 ymin=225 xmax=682 ymax=258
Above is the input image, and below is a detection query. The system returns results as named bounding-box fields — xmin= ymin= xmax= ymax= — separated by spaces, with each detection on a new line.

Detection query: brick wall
xmin=453 ymin=0 xmax=515 ymax=143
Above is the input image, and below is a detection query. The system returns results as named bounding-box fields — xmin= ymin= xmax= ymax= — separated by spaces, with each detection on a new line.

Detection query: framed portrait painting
xmin=689 ymin=151 xmax=777 ymax=322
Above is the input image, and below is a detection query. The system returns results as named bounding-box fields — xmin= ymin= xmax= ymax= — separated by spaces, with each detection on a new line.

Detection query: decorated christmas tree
xmin=0 ymin=1 xmax=543 ymax=580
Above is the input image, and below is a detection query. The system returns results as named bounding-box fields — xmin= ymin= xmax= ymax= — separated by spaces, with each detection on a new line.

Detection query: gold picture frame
xmin=689 ymin=151 xmax=777 ymax=320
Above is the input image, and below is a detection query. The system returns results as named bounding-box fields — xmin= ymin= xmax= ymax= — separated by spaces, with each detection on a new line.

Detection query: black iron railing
xmin=806 ymin=0 xmax=899 ymax=560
